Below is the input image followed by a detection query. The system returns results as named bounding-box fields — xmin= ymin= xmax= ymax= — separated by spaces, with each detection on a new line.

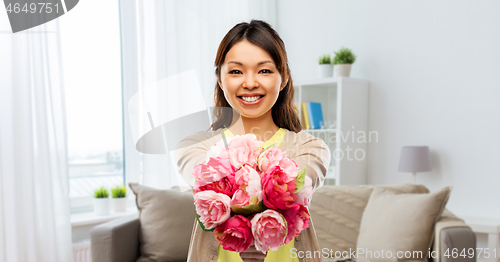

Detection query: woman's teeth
xmin=241 ymin=96 xmax=262 ymax=102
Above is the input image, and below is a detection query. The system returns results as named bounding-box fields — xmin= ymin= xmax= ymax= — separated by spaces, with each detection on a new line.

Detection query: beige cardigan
xmin=174 ymin=128 xmax=332 ymax=262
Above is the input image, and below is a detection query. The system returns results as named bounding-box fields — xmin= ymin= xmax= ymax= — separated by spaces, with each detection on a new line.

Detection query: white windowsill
xmin=71 ymin=206 xmax=139 ymax=227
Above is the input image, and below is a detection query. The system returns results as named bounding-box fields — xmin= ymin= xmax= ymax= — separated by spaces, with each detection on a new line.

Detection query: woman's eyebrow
xmin=227 ymin=60 xmax=274 ymax=66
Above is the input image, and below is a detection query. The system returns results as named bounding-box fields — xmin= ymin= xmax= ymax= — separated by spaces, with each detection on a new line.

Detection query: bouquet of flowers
xmin=191 ymin=133 xmax=313 ymax=253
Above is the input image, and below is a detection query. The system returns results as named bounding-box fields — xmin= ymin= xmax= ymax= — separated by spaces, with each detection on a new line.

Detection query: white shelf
xmin=462 ymin=216 xmax=500 ymax=234
xmin=71 ymin=206 xmax=138 ymax=227
xmin=294 ymin=77 xmax=369 ymax=185
xmin=461 ymin=216 xmax=500 ymax=262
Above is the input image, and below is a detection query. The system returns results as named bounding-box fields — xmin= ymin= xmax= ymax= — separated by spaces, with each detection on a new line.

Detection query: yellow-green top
xmin=221 ymin=127 xmax=286 ymax=149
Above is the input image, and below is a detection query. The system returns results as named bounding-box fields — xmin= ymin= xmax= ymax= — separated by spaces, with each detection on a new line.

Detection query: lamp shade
xmin=398 ymin=146 xmax=432 ymax=172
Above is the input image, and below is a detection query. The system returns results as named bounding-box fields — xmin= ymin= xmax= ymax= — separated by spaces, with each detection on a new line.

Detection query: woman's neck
xmin=227 ymin=110 xmax=280 ymax=142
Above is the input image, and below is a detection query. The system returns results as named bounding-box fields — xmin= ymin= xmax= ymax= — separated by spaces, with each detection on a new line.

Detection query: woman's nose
xmin=243 ymin=74 xmax=259 ymax=89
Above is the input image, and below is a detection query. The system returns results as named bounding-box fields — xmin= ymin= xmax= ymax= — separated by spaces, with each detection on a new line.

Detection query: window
xmin=60 ymin=0 xmax=123 ymax=213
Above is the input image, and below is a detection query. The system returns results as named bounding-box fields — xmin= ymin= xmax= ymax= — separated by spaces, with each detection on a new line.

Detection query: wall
xmin=276 ymin=0 xmax=500 ymax=220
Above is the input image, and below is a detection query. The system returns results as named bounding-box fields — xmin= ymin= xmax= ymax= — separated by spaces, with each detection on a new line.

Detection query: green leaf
xmin=111 ymin=185 xmax=127 ymax=198
xmin=318 ymin=54 xmax=332 ymax=65
xmin=258 ymin=143 xmax=277 ymax=165
xmin=260 ymin=143 xmax=277 ymax=153
xmin=93 ymin=186 xmax=109 ymax=198
xmin=294 ymin=167 xmax=307 ymax=193
xmin=232 ymin=201 xmax=267 ymax=216
xmin=196 ymin=214 xmax=215 ymax=232
xmin=333 ymin=46 xmax=356 ymax=65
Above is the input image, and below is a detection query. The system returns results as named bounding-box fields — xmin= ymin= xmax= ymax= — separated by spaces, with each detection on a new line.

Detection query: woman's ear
xmin=280 ymin=77 xmax=289 ymax=91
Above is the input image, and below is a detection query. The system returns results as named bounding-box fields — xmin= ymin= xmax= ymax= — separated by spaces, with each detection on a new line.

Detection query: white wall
xmin=276 ymin=0 xmax=500 ymax=219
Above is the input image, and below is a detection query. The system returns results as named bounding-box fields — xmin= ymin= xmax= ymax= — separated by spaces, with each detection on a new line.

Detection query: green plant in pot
xmin=333 ymin=47 xmax=357 ymax=77
xmin=111 ymin=185 xmax=129 ymax=212
xmin=92 ymin=186 xmax=111 ymax=216
xmin=318 ymin=54 xmax=333 ymax=78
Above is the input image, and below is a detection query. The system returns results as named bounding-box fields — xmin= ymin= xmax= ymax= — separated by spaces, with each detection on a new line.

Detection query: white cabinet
xmin=293 ymin=77 xmax=369 ymax=185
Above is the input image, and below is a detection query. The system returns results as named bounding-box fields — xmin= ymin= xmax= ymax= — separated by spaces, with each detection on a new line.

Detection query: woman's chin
xmin=239 ymin=110 xmax=268 ymax=119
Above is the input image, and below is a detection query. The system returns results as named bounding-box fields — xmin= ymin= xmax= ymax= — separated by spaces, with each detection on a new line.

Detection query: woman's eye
xmin=229 ymin=69 xmax=272 ymax=74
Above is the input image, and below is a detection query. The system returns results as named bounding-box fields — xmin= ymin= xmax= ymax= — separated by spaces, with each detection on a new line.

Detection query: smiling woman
xmin=195 ymin=19 xmax=312 ymax=262
xmin=175 ymin=19 xmax=329 ymax=262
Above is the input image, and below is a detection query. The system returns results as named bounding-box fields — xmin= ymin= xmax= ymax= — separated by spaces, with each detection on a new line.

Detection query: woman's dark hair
xmin=211 ymin=19 xmax=302 ymax=133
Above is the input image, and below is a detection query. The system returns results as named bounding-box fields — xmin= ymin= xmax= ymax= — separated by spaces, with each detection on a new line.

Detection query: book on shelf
xmin=306 ymin=102 xmax=324 ymax=129
xmin=301 ymin=102 xmax=311 ymax=129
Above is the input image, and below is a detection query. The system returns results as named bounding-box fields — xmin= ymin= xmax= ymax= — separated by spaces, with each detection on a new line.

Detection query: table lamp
xmin=398 ymin=146 xmax=432 ymax=183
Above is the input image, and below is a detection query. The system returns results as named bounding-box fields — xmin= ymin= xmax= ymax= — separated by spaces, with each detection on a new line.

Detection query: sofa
xmin=90 ymin=183 xmax=476 ymax=262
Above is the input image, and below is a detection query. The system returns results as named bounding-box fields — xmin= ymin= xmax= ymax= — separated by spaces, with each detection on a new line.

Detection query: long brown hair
xmin=211 ymin=19 xmax=302 ymax=133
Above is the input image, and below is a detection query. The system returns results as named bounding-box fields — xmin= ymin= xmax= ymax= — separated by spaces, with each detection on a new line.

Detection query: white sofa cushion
xmin=356 ymin=186 xmax=452 ymax=262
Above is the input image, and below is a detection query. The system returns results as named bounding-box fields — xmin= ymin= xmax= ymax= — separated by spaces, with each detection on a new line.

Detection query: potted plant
xmin=333 ymin=47 xmax=357 ymax=77
xmin=111 ymin=184 xmax=129 ymax=212
xmin=92 ymin=186 xmax=110 ymax=215
xmin=318 ymin=54 xmax=333 ymax=78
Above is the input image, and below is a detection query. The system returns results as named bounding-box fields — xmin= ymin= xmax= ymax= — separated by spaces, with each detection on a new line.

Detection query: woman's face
xmin=219 ymin=40 xmax=286 ymax=119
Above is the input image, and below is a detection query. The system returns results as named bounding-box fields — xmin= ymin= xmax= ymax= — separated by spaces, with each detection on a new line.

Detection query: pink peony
xmin=192 ymin=157 xmax=237 ymax=197
xmin=251 ymin=209 xmax=288 ymax=253
xmin=194 ymin=191 xmax=231 ymax=229
xmin=206 ymin=137 xmax=234 ymax=162
xmin=281 ymin=203 xmax=311 ymax=244
xmin=261 ymin=166 xmax=297 ymax=209
xmin=230 ymin=189 xmax=252 ymax=207
xmin=278 ymin=156 xmax=300 ymax=181
xmin=295 ymin=175 xmax=313 ymax=207
xmin=257 ymin=145 xmax=283 ymax=173
xmin=231 ymin=164 xmax=262 ymax=206
xmin=214 ymin=215 xmax=254 ymax=252
xmin=226 ymin=134 xmax=263 ymax=170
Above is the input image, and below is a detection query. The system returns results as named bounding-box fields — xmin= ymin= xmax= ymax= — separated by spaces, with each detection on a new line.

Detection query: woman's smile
xmin=237 ymin=93 xmax=266 ymax=105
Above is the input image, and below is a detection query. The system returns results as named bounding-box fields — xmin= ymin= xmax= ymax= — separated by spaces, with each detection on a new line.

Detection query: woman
xmin=175 ymin=19 xmax=331 ymax=262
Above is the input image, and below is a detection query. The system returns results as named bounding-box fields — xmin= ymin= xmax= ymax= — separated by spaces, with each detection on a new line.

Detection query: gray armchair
xmin=90 ymin=213 xmax=142 ymax=262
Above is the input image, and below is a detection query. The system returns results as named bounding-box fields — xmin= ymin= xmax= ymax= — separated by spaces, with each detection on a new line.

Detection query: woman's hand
xmin=239 ymin=244 xmax=267 ymax=262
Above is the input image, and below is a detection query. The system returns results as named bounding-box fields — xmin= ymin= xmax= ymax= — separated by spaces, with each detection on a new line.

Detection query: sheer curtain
xmin=119 ymin=0 xmax=277 ymax=190
xmin=0 ymin=19 xmax=74 ymax=262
